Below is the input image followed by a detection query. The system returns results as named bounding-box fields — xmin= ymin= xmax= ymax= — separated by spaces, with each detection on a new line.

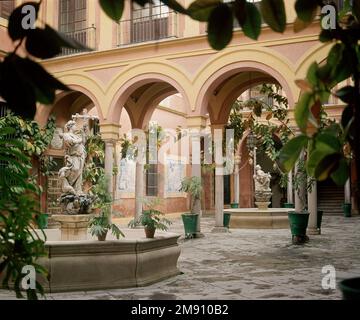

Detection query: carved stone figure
xmin=254 ymin=165 xmax=271 ymax=192
xmin=253 ymin=165 xmax=272 ymax=209
xmin=59 ymin=120 xmax=87 ymax=195
xmin=58 ymin=110 xmax=97 ymax=215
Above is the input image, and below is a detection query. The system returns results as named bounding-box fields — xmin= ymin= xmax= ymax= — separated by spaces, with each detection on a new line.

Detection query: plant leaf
xmin=188 ymin=0 xmax=221 ymax=22
xmin=278 ymin=135 xmax=308 ymax=172
xmin=240 ymin=2 xmax=262 ymax=40
xmin=207 ymin=3 xmax=233 ymax=50
xmin=295 ymin=0 xmax=318 ymax=22
xmin=8 ymin=2 xmax=40 ymax=41
xmin=260 ymin=0 xmax=286 ymax=33
xmin=99 ymin=0 xmax=125 ymax=21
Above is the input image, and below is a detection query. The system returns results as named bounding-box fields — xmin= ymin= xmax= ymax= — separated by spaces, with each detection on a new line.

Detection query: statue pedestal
xmin=254 ymin=190 xmax=272 ymax=210
xmin=52 ymin=214 xmax=94 ymax=241
xmin=255 ymin=202 xmax=271 ymax=210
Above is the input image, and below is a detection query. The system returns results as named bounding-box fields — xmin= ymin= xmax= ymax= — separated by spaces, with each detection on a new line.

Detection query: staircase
xmin=318 ymin=182 xmax=344 ymax=216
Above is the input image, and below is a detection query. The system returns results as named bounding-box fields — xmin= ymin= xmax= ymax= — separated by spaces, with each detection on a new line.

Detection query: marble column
xmin=211 ymin=124 xmax=227 ymax=233
xmin=186 ymin=116 xmax=208 ymax=237
xmin=307 ymin=181 xmax=319 ymax=235
xmin=100 ymin=123 xmax=120 ymax=223
xmin=287 ymin=170 xmax=294 ymax=204
xmin=233 ymin=155 xmax=241 ymax=205
xmin=104 ymin=140 xmax=115 ymax=195
xmin=345 ymin=178 xmax=351 ymax=203
xmin=135 ymin=162 xmax=144 ymax=220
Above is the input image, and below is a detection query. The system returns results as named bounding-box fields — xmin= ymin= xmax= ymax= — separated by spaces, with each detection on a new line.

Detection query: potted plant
xmin=89 ymin=174 xmax=124 ymax=241
xmin=179 ymin=176 xmax=202 ymax=238
xmin=89 ymin=211 xmax=124 ymax=241
xmin=342 ymin=202 xmax=352 ymax=217
xmin=339 ymin=277 xmax=360 ymax=300
xmin=128 ymin=198 xmax=171 ymax=238
xmin=287 ymin=159 xmax=310 ymax=245
xmin=35 ymin=213 xmax=49 ymax=229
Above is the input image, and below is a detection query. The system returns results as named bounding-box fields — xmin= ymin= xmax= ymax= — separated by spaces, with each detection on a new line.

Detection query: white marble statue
xmin=254 ymin=165 xmax=271 ymax=192
xmin=59 ymin=119 xmax=88 ymax=196
xmin=58 ymin=109 xmax=98 ymax=214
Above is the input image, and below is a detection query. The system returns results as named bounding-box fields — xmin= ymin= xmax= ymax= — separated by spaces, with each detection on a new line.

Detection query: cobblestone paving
xmin=1 ymin=215 xmax=359 ymax=300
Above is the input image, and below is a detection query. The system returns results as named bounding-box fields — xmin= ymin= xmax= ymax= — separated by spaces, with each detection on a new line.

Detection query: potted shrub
xmin=179 ymin=176 xmax=202 ymax=238
xmin=288 ymin=159 xmax=310 ymax=245
xmin=342 ymin=202 xmax=352 ymax=217
xmin=230 ymin=202 xmax=239 ymax=208
xmin=89 ymin=211 xmax=124 ymax=241
xmin=89 ymin=174 xmax=124 ymax=241
xmin=128 ymin=198 xmax=171 ymax=238
xmin=339 ymin=277 xmax=360 ymax=300
xmin=35 ymin=213 xmax=49 ymax=229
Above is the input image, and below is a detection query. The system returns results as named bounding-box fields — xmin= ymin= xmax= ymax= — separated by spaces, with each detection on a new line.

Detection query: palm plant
xmin=179 ymin=176 xmax=202 ymax=214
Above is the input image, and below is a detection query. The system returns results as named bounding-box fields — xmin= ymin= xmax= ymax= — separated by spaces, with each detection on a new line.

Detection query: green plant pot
xmin=230 ymin=203 xmax=239 ymax=208
xmin=283 ymin=203 xmax=295 ymax=208
xmin=343 ymin=203 xmax=352 ymax=217
xmin=181 ymin=213 xmax=198 ymax=237
xmin=223 ymin=212 xmax=231 ymax=228
xmin=145 ymin=227 xmax=156 ymax=238
xmin=339 ymin=277 xmax=360 ymax=300
xmin=97 ymin=231 xmax=107 ymax=241
xmin=288 ymin=211 xmax=309 ymax=236
xmin=35 ymin=213 xmax=49 ymax=229
xmin=317 ymin=210 xmax=323 ymax=230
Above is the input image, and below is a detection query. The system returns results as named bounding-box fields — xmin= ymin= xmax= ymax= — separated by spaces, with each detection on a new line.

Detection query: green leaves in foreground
xmin=279 ymin=130 xmax=349 ymax=185
xmin=100 ymin=0 xmax=125 ymax=21
xmin=0 ymin=56 xmax=69 ymax=119
xmin=235 ymin=1 xmax=262 ymax=40
xmin=2 ymin=1 xmax=91 ymax=118
xmin=260 ymin=0 xmax=286 ymax=33
xmin=207 ymin=3 xmax=233 ymax=50
xmin=278 ymin=135 xmax=308 ymax=172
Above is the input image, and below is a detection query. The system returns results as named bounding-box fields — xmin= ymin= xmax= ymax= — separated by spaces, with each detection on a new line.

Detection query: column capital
xmin=99 ymin=122 xmax=121 ymax=142
xmin=186 ymin=115 xmax=208 ymax=129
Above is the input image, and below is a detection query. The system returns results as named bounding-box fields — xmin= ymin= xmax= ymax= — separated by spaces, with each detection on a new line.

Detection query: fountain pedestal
xmin=52 ymin=214 xmax=93 ymax=240
xmin=254 ymin=190 xmax=272 ymax=210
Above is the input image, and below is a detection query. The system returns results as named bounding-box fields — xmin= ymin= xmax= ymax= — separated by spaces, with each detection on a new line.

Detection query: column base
xmin=307 ymin=227 xmax=321 ymax=235
xmin=211 ymin=226 xmax=229 ymax=233
xmin=52 ymin=214 xmax=94 ymax=241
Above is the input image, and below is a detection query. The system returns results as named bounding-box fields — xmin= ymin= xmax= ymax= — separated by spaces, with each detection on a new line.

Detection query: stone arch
xmin=193 ymin=49 xmax=297 ymax=123
xmin=35 ymin=74 xmax=104 ymax=127
xmin=107 ymin=70 xmax=191 ymax=129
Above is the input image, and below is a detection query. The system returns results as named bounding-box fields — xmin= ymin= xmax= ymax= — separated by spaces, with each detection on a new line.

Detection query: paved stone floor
xmin=1 ymin=214 xmax=359 ymax=300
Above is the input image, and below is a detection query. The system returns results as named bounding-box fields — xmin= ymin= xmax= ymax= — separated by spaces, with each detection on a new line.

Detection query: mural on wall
xmin=118 ymin=159 xmax=136 ymax=194
xmin=164 ymin=155 xmax=186 ymax=197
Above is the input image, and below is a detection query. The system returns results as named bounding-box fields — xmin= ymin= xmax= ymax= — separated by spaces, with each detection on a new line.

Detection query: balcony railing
xmin=117 ymin=11 xmax=178 ymax=46
xmin=59 ymin=26 xmax=96 ymax=56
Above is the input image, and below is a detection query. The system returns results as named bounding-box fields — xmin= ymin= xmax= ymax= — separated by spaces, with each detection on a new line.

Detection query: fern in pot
xmin=128 ymin=198 xmax=171 ymax=238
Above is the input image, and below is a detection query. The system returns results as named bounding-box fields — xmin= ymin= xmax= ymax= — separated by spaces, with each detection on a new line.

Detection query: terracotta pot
xmin=97 ymin=231 xmax=107 ymax=241
xmin=144 ymin=227 xmax=156 ymax=238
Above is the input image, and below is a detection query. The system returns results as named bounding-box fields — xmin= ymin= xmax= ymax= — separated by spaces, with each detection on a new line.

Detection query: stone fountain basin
xmin=35 ymin=228 xmax=181 ymax=293
xmin=225 ymin=208 xmax=295 ymax=229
